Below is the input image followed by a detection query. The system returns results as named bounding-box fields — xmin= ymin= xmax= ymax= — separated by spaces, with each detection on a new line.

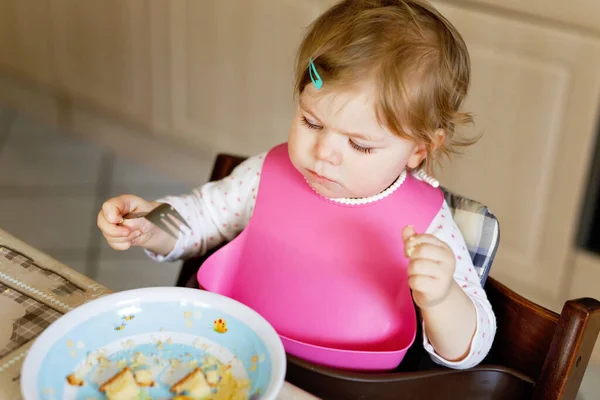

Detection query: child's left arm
xmin=402 ymin=200 xmax=496 ymax=369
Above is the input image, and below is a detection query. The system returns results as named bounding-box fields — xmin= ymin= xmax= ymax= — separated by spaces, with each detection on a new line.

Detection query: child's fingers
xmin=101 ymin=195 xmax=151 ymax=224
xmin=406 ymin=233 xmax=446 ymax=248
xmin=407 ymin=274 xmax=436 ymax=292
xmin=97 ymin=210 xmax=130 ymax=238
xmin=401 ymin=225 xmax=416 ymax=242
xmin=408 ymin=243 xmax=449 ymax=263
xmin=103 ymin=230 xmax=141 ymax=244
xmin=404 ymin=233 xmax=447 ymax=258
xmin=120 ymin=218 xmax=149 ymax=232
xmin=101 ymin=201 xmax=125 ymax=225
xmin=105 ymin=239 xmax=134 ymax=251
xmin=407 ymin=259 xmax=439 ymax=279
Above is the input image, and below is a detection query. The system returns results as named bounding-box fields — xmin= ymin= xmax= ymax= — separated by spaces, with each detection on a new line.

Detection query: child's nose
xmin=314 ymin=133 xmax=342 ymax=166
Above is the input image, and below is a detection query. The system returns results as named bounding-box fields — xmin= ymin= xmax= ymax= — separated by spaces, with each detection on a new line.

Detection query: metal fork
xmin=123 ymin=203 xmax=191 ymax=239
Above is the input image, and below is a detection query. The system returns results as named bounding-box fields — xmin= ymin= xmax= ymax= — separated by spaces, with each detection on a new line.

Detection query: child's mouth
xmin=307 ymin=169 xmax=335 ymax=183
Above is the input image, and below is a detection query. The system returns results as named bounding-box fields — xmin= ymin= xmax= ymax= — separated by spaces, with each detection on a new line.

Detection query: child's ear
xmin=406 ymin=129 xmax=445 ymax=169
xmin=406 ymin=143 xmax=427 ymax=169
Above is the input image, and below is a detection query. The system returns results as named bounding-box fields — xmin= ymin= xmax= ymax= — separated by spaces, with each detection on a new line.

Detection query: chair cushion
xmin=441 ymin=188 xmax=500 ymax=285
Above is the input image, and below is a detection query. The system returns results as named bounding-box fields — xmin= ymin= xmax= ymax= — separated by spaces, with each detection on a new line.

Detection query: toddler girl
xmin=98 ymin=0 xmax=496 ymax=371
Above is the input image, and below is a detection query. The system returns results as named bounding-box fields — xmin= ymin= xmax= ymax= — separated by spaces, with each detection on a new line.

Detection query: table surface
xmin=0 ymin=228 xmax=319 ymax=400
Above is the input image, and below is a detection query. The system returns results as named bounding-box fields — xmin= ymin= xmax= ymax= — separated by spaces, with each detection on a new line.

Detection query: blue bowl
xmin=21 ymin=287 xmax=286 ymax=399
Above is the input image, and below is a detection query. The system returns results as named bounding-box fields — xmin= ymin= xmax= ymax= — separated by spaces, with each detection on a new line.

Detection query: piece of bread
xmin=66 ymin=373 xmax=84 ymax=386
xmin=99 ymin=368 xmax=140 ymax=400
xmin=133 ymin=368 xmax=155 ymax=387
xmin=170 ymin=367 xmax=211 ymax=398
xmin=205 ymin=369 xmax=220 ymax=386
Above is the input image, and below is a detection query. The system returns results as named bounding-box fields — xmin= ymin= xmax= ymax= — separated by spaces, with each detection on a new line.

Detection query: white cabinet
xmin=48 ymin=0 xmax=153 ymax=124
xmin=449 ymin=0 xmax=600 ymax=34
xmin=0 ymin=0 xmax=55 ymax=86
xmin=166 ymin=0 xmax=325 ymax=155
xmin=432 ymin=1 xmax=600 ymax=309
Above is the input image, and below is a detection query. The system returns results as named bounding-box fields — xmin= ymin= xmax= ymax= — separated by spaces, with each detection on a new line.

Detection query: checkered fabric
xmin=0 ymin=246 xmax=84 ymax=295
xmin=441 ymin=187 xmax=500 ymax=285
xmin=0 ymin=283 xmax=62 ymax=359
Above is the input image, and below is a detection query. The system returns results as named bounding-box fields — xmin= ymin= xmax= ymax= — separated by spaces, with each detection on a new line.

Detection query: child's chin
xmin=308 ymin=182 xmax=343 ymax=199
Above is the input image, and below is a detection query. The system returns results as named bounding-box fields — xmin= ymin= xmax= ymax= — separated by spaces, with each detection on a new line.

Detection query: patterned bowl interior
xmin=20 ymin=287 xmax=286 ymax=400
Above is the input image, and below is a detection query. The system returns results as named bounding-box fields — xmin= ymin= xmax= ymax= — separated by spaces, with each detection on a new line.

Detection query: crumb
xmin=98 ymin=356 xmax=110 ymax=368
xmin=170 ymin=359 xmax=182 ymax=369
xmin=66 ymin=373 xmax=84 ymax=386
xmin=130 ymin=353 xmax=146 ymax=369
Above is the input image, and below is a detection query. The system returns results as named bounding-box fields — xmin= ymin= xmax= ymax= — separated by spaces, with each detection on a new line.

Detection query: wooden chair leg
xmin=533 ymin=298 xmax=600 ymax=400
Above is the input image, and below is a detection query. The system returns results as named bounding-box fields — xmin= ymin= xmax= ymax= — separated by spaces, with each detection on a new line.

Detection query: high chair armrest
xmin=534 ymin=297 xmax=600 ymax=400
xmin=484 ymin=277 xmax=560 ymax=378
xmin=286 ymin=354 xmax=534 ymax=400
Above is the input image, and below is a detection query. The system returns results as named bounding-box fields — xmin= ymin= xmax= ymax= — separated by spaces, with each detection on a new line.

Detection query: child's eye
xmin=349 ymin=139 xmax=373 ymax=154
xmin=301 ymin=116 xmax=322 ymax=130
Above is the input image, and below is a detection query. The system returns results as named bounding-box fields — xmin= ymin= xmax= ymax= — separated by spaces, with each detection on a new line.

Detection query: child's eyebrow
xmin=299 ymin=98 xmax=384 ymax=143
xmin=299 ymin=99 xmax=320 ymax=120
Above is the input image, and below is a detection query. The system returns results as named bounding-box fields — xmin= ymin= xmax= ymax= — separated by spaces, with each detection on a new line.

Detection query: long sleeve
xmin=421 ymin=200 xmax=497 ymax=369
xmin=145 ymin=153 xmax=266 ymax=262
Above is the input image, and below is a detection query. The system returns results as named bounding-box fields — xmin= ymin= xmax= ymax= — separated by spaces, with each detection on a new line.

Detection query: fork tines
xmin=145 ymin=203 xmax=192 ymax=239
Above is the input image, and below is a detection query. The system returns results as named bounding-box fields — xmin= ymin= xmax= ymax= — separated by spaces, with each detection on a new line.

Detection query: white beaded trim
xmin=412 ymin=168 xmax=440 ymax=188
xmin=307 ymin=170 xmax=407 ymax=206
xmin=0 ymin=271 xmax=73 ymax=311
xmin=0 ymin=350 xmax=27 ymax=372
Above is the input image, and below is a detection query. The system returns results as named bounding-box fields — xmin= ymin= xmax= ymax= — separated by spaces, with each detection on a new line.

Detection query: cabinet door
xmin=447 ymin=0 xmax=600 ymax=34
xmin=431 ymin=2 xmax=600 ymax=309
xmin=49 ymin=0 xmax=152 ymax=123
xmin=0 ymin=0 xmax=55 ymax=86
xmin=166 ymin=0 xmax=326 ymax=155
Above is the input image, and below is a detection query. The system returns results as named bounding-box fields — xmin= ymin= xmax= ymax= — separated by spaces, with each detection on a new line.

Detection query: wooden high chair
xmin=176 ymin=153 xmax=600 ymax=400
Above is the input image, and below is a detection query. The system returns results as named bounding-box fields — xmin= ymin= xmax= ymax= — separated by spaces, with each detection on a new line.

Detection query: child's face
xmin=288 ymin=82 xmax=426 ymax=199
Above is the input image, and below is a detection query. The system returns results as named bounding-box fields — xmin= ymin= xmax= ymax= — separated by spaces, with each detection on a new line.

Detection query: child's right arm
xmin=97 ymin=153 xmax=266 ymax=261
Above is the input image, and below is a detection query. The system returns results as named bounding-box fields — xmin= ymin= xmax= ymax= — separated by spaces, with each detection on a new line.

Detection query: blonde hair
xmin=294 ymin=0 xmax=478 ymax=173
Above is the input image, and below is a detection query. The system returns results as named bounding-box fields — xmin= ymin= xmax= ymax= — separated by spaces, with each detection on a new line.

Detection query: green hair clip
xmin=308 ymin=58 xmax=323 ymax=90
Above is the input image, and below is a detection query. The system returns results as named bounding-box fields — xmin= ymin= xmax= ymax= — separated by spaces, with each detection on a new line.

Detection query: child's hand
xmin=402 ymin=225 xmax=456 ymax=309
xmin=97 ymin=195 xmax=159 ymax=251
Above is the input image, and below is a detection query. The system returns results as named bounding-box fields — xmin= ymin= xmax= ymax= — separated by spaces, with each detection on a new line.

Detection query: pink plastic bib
xmin=198 ymin=143 xmax=443 ymax=370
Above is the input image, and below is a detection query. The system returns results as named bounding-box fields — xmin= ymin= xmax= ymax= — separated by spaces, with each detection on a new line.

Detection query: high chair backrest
xmin=441 ymin=188 xmax=500 ymax=285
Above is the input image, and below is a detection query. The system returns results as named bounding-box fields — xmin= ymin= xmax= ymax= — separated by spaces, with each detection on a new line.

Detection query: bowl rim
xmin=20 ymin=286 xmax=286 ymax=400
